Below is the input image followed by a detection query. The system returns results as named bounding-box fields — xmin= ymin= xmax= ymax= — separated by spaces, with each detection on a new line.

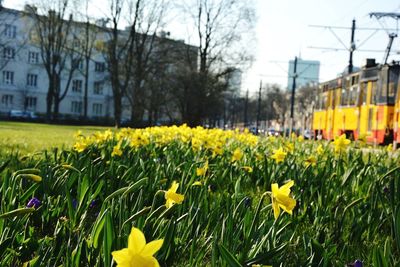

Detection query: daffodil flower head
xmin=112 ymin=227 xmax=163 ymax=267
xmin=73 ymin=139 xmax=88 ymax=153
xmin=231 ymin=148 xmax=243 ymax=162
xmin=270 ymin=147 xmax=287 ymax=163
xmin=304 ymin=155 xmax=317 ymax=167
xmin=196 ymin=161 xmax=209 ymax=176
xmin=271 ymin=180 xmax=296 ymax=220
xmin=165 ymin=181 xmax=184 ymax=208
xmin=333 ymin=134 xmax=351 ymax=153
xmin=111 ymin=142 xmax=123 ymax=157
xmin=316 ymin=144 xmax=324 ymax=155
xmin=192 ymin=181 xmax=203 ymax=186
xmin=386 ymin=143 xmax=393 ymax=152
xmin=242 ymin=166 xmax=253 ymax=173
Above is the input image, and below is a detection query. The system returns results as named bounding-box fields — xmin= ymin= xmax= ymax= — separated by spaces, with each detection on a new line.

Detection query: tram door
xmin=358 ymin=80 xmax=374 ymax=138
xmin=368 ymin=81 xmax=377 ymax=134
xmin=326 ymin=90 xmax=335 ymax=139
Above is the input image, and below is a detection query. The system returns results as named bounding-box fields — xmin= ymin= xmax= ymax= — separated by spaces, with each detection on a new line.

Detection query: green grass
xmin=0 ymin=121 xmax=110 ymax=154
xmin=0 ymin=125 xmax=399 ymax=266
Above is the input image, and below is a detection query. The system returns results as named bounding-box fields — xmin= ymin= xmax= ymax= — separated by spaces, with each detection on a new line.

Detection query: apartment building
xmin=0 ymin=6 xmax=198 ymax=123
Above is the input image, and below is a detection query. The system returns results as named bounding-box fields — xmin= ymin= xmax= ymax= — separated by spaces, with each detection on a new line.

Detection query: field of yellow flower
xmin=0 ymin=124 xmax=399 ymax=266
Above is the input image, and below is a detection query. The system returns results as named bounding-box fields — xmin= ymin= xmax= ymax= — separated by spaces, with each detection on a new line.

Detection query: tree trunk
xmin=83 ymin=56 xmax=90 ymax=120
xmin=46 ymin=85 xmax=53 ymax=122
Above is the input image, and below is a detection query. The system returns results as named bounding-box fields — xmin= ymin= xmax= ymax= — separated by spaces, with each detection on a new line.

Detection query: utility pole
xmin=348 ymin=19 xmax=356 ymax=73
xmin=256 ymin=81 xmax=262 ymax=134
xmin=289 ymin=56 xmax=298 ymax=138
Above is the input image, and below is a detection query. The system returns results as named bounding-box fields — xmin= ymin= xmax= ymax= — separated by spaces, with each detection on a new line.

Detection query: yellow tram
xmin=313 ymin=59 xmax=400 ymax=145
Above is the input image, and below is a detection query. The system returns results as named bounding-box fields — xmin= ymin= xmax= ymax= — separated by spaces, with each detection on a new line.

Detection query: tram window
xmin=351 ymin=76 xmax=359 ymax=86
xmin=335 ymin=89 xmax=341 ymax=106
xmin=388 ymin=83 xmax=395 ymax=104
xmin=348 ymin=87 xmax=358 ymax=106
xmin=331 ymin=90 xmax=336 ymax=107
xmin=379 ymin=83 xmax=387 ymax=103
xmin=340 ymin=88 xmax=348 ymax=106
xmin=345 ymin=78 xmax=350 ymax=88
xmin=371 ymin=81 xmax=377 ymax=104
xmin=388 ymin=69 xmax=398 ymax=105
xmin=322 ymin=93 xmax=328 ymax=109
xmin=360 ymin=82 xmax=367 ymax=105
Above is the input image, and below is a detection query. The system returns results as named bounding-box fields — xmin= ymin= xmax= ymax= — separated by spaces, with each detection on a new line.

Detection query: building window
xmin=73 ymin=38 xmax=80 ymax=48
xmin=3 ymin=71 xmax=14 ymax=85
xmin=72 ymin=79 xmax=82 ymax=93
xmin=95 ymin=62 xmax=105 ymax=72
xmin=93 ymin=81 xmax=103 ymax=95
xmin=1 ymin=94 xmax=13 ymax=106
xmin=92 ymin=103 xmax=103 ymax=116
xmin=72 ymin=59 xmax=83 ymax=70
xmin=27 ymin=74 xmax=38 ymax=87
xmin=4 ymin=24 xmax=16 ymax=38
xmin=28 ymin=51 xmax=39 ymax=64
xmin=25 ymin=97 xmax=37 ymax=110
xmin=3 ymin=47 xmax=15 ymax=59
xmin=71 ymin=101 xmax=82 ymax=113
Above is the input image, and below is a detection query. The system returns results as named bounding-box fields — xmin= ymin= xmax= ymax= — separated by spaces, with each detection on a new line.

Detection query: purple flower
xmin=89 ymin=199 xmax=97 ymax=209
xmin=26 ymin=197 xmax=41 ymax=209
xmin=354 ymin=260 xmax=363 ymax=267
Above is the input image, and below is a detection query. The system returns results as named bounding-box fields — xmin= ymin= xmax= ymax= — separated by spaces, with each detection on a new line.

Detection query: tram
xmin=313 ymin=59 xmax=400 ymax=145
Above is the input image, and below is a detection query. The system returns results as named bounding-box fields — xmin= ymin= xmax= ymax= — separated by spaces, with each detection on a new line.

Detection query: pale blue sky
xmin=5 ymin=0 xmax=400 ymax=93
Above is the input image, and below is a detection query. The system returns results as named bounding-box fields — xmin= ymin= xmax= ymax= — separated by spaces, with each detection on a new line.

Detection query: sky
xmin=4 ymin=0 xmax=400 ymax=94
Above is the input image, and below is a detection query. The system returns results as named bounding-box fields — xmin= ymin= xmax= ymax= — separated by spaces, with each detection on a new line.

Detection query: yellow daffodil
xmin=111 ymin=143 xmax=123 ymax=157
xmin=242 ymin=166 xmax=253 ymax=173
xmin=196 ymin=161 xmax=209 ymax=176
xmin=358 ymin=133 xmax=366 ymax=145
xmin=192 ymin=181 xmax=203 ymax=186
xmin=112 ymin=227 xmax=163 ymax=267
xmin=231 ymin=148 xmax=243 ymax=162
xmin=165 ymin=181 xmax=184 ymax=208
xmin=316 ymin=144 xmax=324 ymax=155
xmin=304 ymin=156 xmax=317 ymax=167
xmin=271 ymin=180 xmax=296 ymax=220
xmin=386 ymin=143 xmax=393 ymax=152
xmin=73 ymin=140 xmax=88 ymax=153
xmin=298 ymin=135 xmax=304 ymax=142
xmin=270 ymin=147 xmax=287 ymax=163
xmin=284 ymin=142 xmax=294 ymax=153
xmin=333 ymin=134 xmax=351 ymax=153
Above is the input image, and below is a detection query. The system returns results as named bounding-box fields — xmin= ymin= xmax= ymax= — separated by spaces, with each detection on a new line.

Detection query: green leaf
xmin=103 ymin=211 xmax=113 ymax=266
xmin=104 ymin=178 xmax=148 ymax=203
xmin=0 ymin=208 xmax=35 ymax=219
xmin=218 ymin=244 xmax=242 ymax=267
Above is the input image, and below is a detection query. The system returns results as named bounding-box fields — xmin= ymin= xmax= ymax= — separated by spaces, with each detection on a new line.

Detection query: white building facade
xmin=0 ymin=6 xmax=197 ymax=123
xmin=0 ymin=7 xmax=116 ymax=120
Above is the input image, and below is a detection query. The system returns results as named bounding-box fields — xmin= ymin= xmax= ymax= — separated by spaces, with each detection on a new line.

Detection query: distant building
xmin=287 ymin=58 xmax=320 ymax=90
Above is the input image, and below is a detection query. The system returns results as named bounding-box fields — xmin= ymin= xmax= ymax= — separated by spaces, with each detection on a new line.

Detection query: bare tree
xmin=178 ymin=0 xmax=255 ymax=125
xmin=75 ymin=0 xmax=102 ymax=120
xmin=27 ymin=0 xmax=80 ymax=121
xmin=99 ymin=0 xmax=167 ymax=127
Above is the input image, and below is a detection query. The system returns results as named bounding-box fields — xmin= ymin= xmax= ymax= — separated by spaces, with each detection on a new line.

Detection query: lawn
xmin=0 ymin=121 xmax=110 ymax=154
